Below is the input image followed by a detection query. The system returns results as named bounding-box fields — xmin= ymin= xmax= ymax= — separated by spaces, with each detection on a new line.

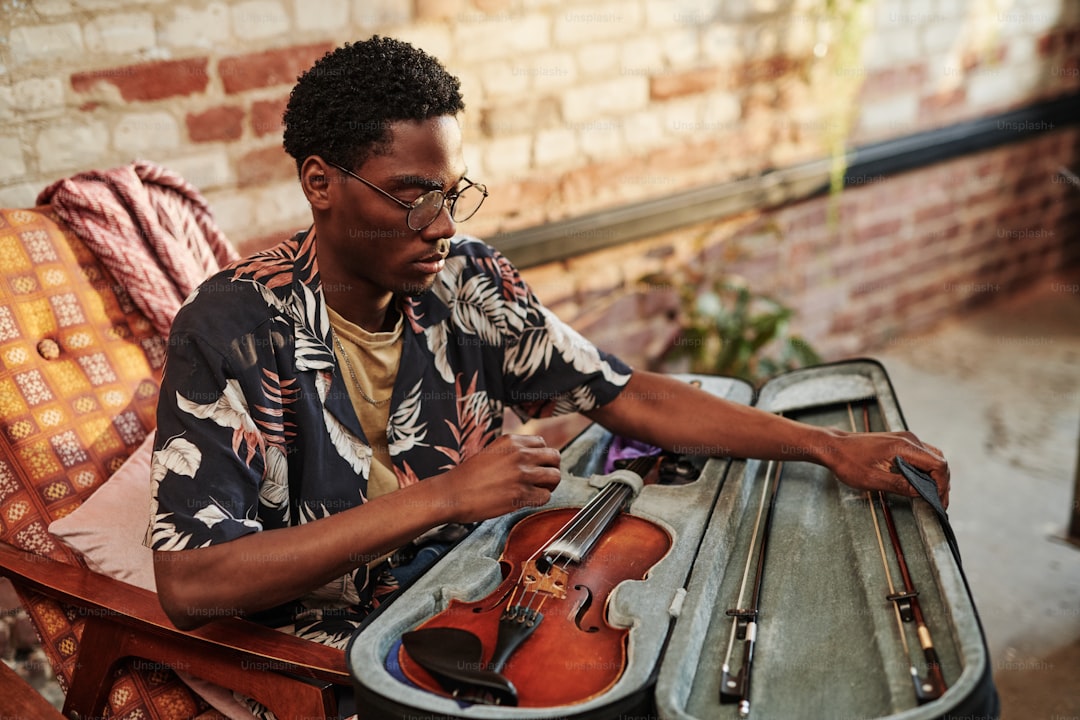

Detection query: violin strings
xmin=508 ymin=478 xmax=632 ymax=615
xmin=551 ymin=453 xmax=651 ymax=563
xmin=521 ymin=482 xmax=619 ymax=568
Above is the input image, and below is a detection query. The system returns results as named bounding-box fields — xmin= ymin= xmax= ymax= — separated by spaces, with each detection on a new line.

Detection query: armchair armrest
xmin=0 ymin=540 xmax=350 ymax=718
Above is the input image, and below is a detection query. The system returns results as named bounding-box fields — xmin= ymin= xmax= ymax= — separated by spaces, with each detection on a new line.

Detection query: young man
xmin=149 ymin=37 xmax=948 ymax=654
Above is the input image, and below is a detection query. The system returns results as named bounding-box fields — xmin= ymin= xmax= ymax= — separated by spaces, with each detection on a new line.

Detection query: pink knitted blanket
xmin=37 ymin=160 xmax=240 ymax=338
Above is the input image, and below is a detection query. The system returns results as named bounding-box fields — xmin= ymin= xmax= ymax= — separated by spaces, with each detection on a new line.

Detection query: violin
xmin=398 ymin=457 xmax=673 ymax=707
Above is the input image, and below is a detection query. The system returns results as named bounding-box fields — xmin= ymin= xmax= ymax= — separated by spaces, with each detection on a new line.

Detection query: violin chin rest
xmin=402 ymin=628 xmax=520 ymax=706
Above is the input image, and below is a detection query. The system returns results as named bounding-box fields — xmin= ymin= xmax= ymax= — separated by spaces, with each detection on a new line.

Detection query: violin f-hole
xmin=573 ymin=585 xmax=600 ymax=633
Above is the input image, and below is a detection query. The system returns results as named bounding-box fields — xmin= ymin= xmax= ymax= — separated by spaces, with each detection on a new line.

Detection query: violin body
xmin=399 ymin=504 xmax=672 ymax=707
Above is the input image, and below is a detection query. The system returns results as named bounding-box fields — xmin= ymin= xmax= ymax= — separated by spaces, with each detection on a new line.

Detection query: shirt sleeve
xmin=146 ymin=321 xmax=267 ymax=551
xmin=495 ymin=252 xmax=633 ymax=419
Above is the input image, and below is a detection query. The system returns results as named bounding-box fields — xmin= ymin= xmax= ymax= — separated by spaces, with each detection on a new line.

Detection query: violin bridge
xmin=521 ymin=558 xmax=569 ymax=600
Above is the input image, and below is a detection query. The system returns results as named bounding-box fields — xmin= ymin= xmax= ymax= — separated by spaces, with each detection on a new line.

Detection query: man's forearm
xmin=586 ymin=370 xmax=950 ymax=503
xmin=586 ymin=371 xmax=840 ymax=465
xmin=154 ymin=476 xmax=456 ymax=629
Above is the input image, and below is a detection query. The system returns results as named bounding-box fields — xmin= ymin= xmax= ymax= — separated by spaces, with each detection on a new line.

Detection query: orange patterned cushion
xmin=0 ymin=206 xmax=210 ymax=717
xmin=0 ymin=206 xmax=163 ymax=555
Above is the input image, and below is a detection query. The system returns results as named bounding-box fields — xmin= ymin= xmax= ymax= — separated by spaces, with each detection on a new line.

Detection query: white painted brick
xmin=0 ymin=87 xmax=15 ymax=123
xmin=575 ymin=41 xmax=621 ymax=78
xmin=390 ymin=24 xmax=454 ymax=65
xmin=778 ymin=13 xmax=817 ymax=56
xmin=575 ymin=117 xmax=624 ymax=161
xmin=663 ymin=97 xmax=702 ymax=136
xmin=204 ymin=189 xmax=255 ymax=239
xmin=862 ymin=23 xmax=922 ymax=70
xmin=921 ymin=19 xmax=960 ymax=54
xmin=644 ymin=0 xmax=694 ymax=30
xmin=352 ymin=0 xmax=414 ymax=28
xmin=113 ymin=112 xmax=181 ymax=154
xmin=453 ymin=67 xmax=485 ymax=108
xmin=482 ymin=134 xmax=532 ymax=179
xmin=857 ymin=91 xmax=919 ymax=137
xmin=12 ymin=76 xmax=64 ymax=115
xmin=562 ymin=76 xmax=649 ymax=124
xmin=164 ymin=151 xmax=234 ymax=191
xmin=30 ymin=0 xmax=75 ymax=16
xmin=36 ymin=120 xmax=110 ymax=173
xmin=701 ymin=23 xmax=743 ymax=65
xmin=9 ymin=23 xmax=84 ymax=65
xmin=0 ymin=182 xmax=40 ymax=210
xmin=657 ymin=26 xmax=701 ymax=69
xmin=480 ymin=60 xmax=531 ymax=99
xmin=256 ymin=180 xmax=309 ymax=227
xmin=554 ymin=2 xmax=643 ymax=46
xmin=998 ymin=1 xmax=1064 ymax=35
xmin=72 ymin=0 xmax=168 ymax=8
xmin=231 ymin=0 xmax=290 ymax=40
xmin=621 ymin=108 xmax=667 ymax=151
xmin=619 ymin=35 xmax=665 ymax=77
xmin=702 ymin=92 xmax=741 ymax=130
xmin=1007 ymin=33 xmax=1040 ymax=64
xmin=534 ymin=126 xmax=578 ymax=167
xmin=0 ymin=137 xmax=27 ymax=182
xmin=161 ymin=3 xmax=232 ymax=49
xmin=967 ymin=60 xmax=1045 ymax=110
xmin=294 ymin=0 xmax=348 ymax=31
xmin=526 ymin=51 xmax=578 ymax=91
xmin=83 ymin=12 xmax=156 ymax=55
xmin=455 ymin=12 xmax=551 ymax=63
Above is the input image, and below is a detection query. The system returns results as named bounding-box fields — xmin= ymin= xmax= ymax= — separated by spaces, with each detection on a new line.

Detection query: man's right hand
xmin=437 ymin=434 xmax=561 ymax=524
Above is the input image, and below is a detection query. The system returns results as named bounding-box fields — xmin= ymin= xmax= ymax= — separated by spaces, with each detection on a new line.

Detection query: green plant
xmin=651 ymin=272 xmax=821 ymax=384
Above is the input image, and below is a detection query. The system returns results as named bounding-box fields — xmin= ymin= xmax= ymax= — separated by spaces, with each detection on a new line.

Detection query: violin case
xmin=347 ymin=360 xmax=999 ymax=719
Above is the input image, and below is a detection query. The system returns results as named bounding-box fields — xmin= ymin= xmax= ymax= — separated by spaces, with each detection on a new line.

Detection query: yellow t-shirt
xmin=327 ymin=305 xmax=403 ymax=500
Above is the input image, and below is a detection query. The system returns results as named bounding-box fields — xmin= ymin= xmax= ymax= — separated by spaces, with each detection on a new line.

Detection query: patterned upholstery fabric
xmin=0 ymin=206 xmax=211 ymax=717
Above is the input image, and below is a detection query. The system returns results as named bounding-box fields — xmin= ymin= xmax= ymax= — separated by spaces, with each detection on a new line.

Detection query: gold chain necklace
xmin=332 ymin=330 xmax=391 ymax=406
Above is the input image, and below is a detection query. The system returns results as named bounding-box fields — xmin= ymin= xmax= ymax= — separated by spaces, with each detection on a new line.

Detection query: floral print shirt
xmin=146 ymin=229 xmax=632 ymax=647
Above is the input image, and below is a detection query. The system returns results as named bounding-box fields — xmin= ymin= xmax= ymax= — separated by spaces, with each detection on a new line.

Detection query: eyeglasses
xmin=327 ymin=161 xmax=488 ymax=231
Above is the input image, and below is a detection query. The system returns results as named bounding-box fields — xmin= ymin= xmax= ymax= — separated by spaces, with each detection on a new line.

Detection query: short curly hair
xmin=283 ymin=36 xmax=465 ymax=173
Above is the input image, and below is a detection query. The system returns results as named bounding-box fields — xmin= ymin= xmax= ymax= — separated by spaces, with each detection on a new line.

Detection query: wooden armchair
xmin=0 ymin=206 xmax=349 ymax=718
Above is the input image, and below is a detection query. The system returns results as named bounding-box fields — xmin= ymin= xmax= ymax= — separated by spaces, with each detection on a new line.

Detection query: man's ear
xmin=300 ymin=156 xmax=333 ymax=210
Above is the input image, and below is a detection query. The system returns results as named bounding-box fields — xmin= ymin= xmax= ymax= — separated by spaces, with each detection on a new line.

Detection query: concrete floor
xmin=873 ymin=269 xmax=1080 ymax=719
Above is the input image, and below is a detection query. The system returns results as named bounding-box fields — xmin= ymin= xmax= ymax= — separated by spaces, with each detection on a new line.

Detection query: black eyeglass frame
xmin=326 ymin=161 xmax=488 ymax=231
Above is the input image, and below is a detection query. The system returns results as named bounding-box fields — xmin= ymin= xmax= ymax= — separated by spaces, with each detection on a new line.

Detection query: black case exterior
xmin=655 ymin=359 xmax=999 ymax=720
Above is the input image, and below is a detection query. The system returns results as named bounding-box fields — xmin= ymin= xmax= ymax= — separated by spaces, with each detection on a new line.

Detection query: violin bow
xmin=720 ymin=455 xmax=785 ymax=717
xmin=847 ymin=402 xmax=946 ymax=705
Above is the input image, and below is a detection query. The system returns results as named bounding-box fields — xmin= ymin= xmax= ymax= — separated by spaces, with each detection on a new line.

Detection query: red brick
xmin=855 ymin=217 xmax=902 ymax=244
xmin=251 ymin=95 xmax=289 ymax=137
xmin=237 ymin=145 xmax=297 ymax=187
xmin=914 ymin=202 xmax=955 ymax=225
xmin=740 ymin=55 xmax=802 ymax=85
xmin=71 ymin=58 xmax=209 ymax=102
xmin=920 ymin=88 xmax=965 ymax=114
xmin=650 ymin=67 xmax=720 ymax=101
xmin=186 ymin=105 xmax=245 ymax=143
xmin=219 ymin=42 xmax=334 ymax=94
xmin=864 ymin=63 xmax=925 ymax=96
xmin=1037 ymin=31 xmax=1060 ymax=57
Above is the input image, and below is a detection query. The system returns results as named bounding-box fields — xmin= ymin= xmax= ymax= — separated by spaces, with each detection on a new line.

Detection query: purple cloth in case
xmin=602 ymin=436 xmax=663 ymax=474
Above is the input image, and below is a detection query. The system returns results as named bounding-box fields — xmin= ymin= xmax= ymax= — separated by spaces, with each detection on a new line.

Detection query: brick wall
xmin=1 ymin=0 xmax=1077 ymax=368
xmin=1 ymin=1 xmax=1077 ymax=247
xmin=524 ymin=127 xmax=1080 ymax=372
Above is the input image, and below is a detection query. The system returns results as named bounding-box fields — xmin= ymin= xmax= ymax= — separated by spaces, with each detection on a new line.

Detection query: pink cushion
xmin=48 ymin=433 xmax=157 ymax=589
